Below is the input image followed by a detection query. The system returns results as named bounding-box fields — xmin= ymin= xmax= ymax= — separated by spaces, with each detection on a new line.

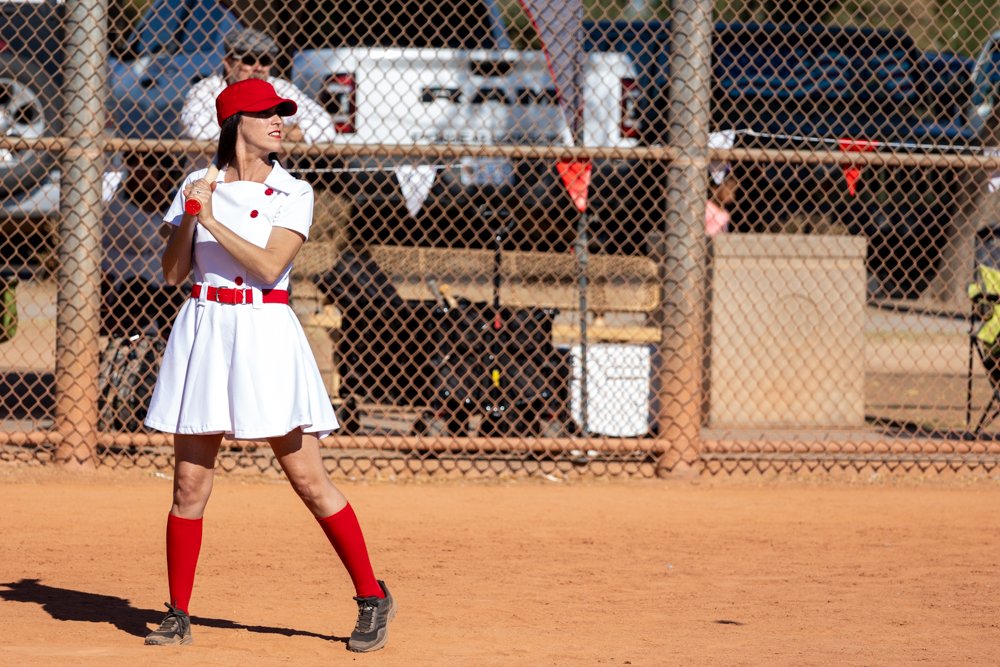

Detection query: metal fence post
xmin=54 ymin=0 xmax=108 ymax=467
xmin=654 ymin=0 xmax=714 ymax=475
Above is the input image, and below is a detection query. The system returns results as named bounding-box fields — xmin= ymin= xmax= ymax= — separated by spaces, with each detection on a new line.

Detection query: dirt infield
xmin=1 ymin=467 xmax=998 ymax=666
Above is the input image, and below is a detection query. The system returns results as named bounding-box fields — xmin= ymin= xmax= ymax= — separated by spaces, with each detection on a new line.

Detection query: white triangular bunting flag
xmin=394 ymin=165 xmax=437 ymax=219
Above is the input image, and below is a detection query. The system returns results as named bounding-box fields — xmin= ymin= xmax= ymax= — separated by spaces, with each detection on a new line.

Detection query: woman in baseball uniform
xmin=143 ymin=79 xmax=394 ymax=653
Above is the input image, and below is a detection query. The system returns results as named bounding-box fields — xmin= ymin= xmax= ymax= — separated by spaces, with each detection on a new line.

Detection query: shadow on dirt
xmin=0 ymin=578 xmax=348 ymax=644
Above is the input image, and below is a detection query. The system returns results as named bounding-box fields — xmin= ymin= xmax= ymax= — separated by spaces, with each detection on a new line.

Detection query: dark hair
xmin=217 ymin=114 xmax=241 ymax=167
xmin=217 ymin=113 xmax=279 ymax=168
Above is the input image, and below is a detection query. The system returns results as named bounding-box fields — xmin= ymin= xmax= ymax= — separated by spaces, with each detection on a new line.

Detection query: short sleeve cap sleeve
xmin=272 ymin=181 xmax=314 ymax=239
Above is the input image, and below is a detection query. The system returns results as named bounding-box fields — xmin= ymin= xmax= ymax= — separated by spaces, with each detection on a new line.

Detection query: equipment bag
xmin=98 ymin=334 xmax=165 ymax=432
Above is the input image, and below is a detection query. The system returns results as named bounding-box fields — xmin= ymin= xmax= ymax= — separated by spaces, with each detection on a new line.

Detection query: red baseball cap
xmin=215 ymin=79 xmax=297 ymax=126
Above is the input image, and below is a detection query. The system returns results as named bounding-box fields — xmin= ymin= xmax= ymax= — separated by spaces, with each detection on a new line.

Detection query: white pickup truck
xmin=283 ymin=0 xmax=640 ymax=250
xmin=294 ymin=48 xmax=636 ymax=152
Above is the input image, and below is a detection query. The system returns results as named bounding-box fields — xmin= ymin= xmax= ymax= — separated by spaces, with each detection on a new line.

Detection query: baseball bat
xmin=184 ymin=162 xmax=220 ymax=216
xmin=438 ymin=282 xmax=459 ymax=310
xmin=427 ymin=277 xmax=447 ymax=309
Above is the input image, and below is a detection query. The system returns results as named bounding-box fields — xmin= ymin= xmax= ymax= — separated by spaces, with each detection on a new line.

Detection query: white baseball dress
xmin=144 ymin=162 xmax=340 ymax=440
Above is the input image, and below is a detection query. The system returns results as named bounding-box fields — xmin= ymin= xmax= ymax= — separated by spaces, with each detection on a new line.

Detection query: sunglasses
xmin=244 ymin=107 xmax=281 ymax=119
xmin=233 ymin=52 xmax=273 ymax=67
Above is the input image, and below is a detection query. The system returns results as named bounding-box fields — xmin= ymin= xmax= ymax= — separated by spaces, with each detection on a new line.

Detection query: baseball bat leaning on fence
xmin=184 ymin=161 xmax=220 ymax=216
xmin=438 ymin=282 xmax=459 ymax=309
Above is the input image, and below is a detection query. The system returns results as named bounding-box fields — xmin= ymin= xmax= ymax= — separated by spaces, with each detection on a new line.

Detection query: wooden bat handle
xmin=438 ymin=283 xmax=459 ymax=309
xmin=184 ymin=163 xmax=220 ymax=216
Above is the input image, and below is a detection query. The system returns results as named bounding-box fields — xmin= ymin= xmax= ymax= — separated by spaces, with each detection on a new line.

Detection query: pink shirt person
xmin=705 ymin=200 xmax=730 ymax=236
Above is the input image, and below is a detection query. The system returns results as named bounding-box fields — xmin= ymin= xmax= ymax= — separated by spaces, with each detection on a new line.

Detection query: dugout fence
xmin=2 ymin=0 xmax=1000 ymax=477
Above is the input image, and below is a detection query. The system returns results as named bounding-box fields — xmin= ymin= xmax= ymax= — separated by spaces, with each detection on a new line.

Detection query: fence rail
xmin=8 ymin=137 xmax=1000 ymax=170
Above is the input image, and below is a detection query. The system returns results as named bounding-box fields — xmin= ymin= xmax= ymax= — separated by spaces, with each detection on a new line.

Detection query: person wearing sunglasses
xmin=181 ymin=27 xmax=337 ymax=145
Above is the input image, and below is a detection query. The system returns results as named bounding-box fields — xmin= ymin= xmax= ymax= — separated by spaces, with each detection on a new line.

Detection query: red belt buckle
xmin=216 ymin=287 xmax=242 ymax=304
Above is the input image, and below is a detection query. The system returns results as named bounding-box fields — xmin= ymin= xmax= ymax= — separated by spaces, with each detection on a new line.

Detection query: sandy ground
xmin=1 ymin=467 xmax=998 ymax=666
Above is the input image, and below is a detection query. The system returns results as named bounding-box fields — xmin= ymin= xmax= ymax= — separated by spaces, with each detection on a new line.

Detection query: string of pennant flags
xmin=271 ymin=127 xmax=998 ymax=222
xmin=730 ymin=128 xmax=1000 ymax=196
xmin=283 ymin=163 xmax=458 ymax=219
xmin=393 ymin=129 xmax=1000 ymax=217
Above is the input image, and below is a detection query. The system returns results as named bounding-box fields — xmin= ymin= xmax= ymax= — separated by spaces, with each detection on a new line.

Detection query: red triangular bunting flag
xmin=837 ymin=138 xmax=878 ymax=197
xmin=843 ymin=166 xmax=862 ymax=196
xmin=837 ymin=138 xmax=879 ymax=152
xmin=557 ymin=159 xmax=592 ymax=213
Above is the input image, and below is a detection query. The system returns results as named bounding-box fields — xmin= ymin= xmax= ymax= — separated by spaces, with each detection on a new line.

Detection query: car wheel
xmin=0 ymin=54 xmax=60 ymax=198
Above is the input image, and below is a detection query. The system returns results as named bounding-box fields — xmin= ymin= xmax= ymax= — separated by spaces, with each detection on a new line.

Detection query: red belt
xmin=191 ymin=284 xmax=289 ymax=305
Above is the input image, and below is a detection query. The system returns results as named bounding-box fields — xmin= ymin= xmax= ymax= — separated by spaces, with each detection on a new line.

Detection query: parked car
xmin=0 ymin=0 xmax=64 ymax=258
xmin=1 ymin=0 xmax=130 ymax=263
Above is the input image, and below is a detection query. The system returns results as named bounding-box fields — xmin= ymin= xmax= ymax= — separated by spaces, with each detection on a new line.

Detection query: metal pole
xmin=576 ymin=211 xmax=589 ymax=434
xmin=653 ymin=0 xmax=714 ymax=475
xmin=966 ymin=313 xmax=976 ymax=432
xmin=54 ymin=0 xmax=108 ymax=467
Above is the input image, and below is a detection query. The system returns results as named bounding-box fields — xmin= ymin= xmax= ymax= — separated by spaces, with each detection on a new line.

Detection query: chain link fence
xmin=2 ymin=0 xmax=1000 ymax=477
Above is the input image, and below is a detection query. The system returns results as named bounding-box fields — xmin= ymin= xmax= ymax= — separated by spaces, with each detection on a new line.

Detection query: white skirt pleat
xmin=144 ymin=298 xmax=340 ymax=440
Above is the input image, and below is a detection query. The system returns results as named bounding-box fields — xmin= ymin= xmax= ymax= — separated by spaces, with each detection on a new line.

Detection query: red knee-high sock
xmin=166 ymin=514 xmax=203 ymax=614
xmin=317 ymin=504 xmax=384 ymax=598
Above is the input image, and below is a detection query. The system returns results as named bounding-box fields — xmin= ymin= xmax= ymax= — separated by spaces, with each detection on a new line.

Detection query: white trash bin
xmin=565 ymin=344 xmax=653 ymax=437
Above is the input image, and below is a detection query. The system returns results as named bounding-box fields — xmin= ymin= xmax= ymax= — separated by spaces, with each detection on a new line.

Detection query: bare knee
xmin=285 ymin=468 xmax=329 ymax=508
xmin=171 ymin=434 xmax=221 ymax=518
xmin=286 ymin=466 xmax=348 ymax=516
xmin=172 ymin=467 xmax=213 ymax=518
xmin=271 ymin=430 xmax=346 ymax=516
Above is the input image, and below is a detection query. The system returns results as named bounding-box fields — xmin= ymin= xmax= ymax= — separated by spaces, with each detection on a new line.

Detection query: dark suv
xmin=587 ymin=20 xmax=984 ymax=300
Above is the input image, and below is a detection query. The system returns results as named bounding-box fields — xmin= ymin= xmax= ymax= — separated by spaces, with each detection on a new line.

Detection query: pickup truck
xmin=106 ymin=0 xmax=639 ymax=252
xmin=586 ymin=20 xmax=999 ymax=300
